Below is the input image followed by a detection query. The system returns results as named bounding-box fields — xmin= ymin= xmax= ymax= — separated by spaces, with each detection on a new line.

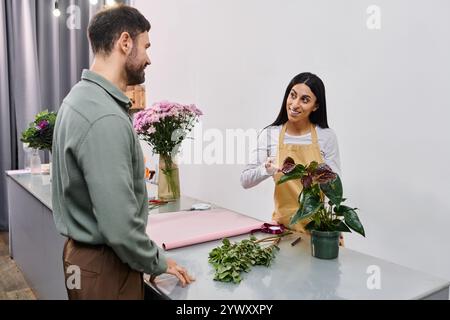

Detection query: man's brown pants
xmin=63 ymin=238 xmax=144 ymax=300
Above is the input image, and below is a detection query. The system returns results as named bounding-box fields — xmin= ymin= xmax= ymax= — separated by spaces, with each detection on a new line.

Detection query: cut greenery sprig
xmin=208 ymin=232 xmax=292 ymax=284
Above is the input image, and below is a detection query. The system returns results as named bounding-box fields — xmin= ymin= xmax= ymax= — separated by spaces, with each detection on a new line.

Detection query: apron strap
xmin=278 ymin=123 xmax=288 ymax=146
xmin=277 ymin=124 xmax=287 ymax=166
xmin=311 ymin=124 xmax=319 ymax=145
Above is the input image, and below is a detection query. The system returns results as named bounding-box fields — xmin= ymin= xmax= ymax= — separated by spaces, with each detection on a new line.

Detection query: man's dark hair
xmin=88 ymin=5 xmax=150 ymax=55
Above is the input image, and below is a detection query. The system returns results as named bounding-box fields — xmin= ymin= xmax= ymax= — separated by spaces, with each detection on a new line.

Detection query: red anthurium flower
xmin=301 ymin=174 xmax=313 ymax=189
xmin=313 ymin=163 xmax=337 ymax=184
xmin=281 ymin=157 xmax=296 ymax=174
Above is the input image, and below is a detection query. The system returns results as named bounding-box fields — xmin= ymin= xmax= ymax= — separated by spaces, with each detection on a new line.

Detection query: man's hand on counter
xmin=151 ymin=258 xmax=195 ymax=288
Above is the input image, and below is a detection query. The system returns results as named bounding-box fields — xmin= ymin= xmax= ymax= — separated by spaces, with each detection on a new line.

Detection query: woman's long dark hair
xmin=269 ymin=72 xmax=329 ymax=128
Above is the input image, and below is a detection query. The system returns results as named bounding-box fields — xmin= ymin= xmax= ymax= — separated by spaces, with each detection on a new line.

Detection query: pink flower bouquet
xmin=133 ymin=101 xmax=202 ymax=156
xmin=133 ymin=101 xmax=202 ymax=199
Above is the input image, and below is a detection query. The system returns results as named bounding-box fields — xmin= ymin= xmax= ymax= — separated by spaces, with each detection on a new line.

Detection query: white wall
xmin=134 ymin=0 xmax=450 ymax=282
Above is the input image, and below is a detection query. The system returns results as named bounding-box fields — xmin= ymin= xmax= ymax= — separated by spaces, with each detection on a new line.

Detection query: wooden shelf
xmin=125 ymin=85 xmax=146 ymax=111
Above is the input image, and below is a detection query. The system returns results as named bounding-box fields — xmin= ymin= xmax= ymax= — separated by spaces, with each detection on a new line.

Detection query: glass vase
xmin=158 ymin=154 xmax=180 ymax=200
xmin=30 ymin=149 xmax=42 ymax=175
xmin=23 ymin=142 xmax=32 ymax=171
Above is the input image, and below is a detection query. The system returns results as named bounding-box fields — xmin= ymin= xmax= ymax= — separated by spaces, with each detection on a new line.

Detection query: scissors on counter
xmin=251 ymin=223 xmax=286 ymax=235
xmin=148 ymin=199 xmax=169 ymax=209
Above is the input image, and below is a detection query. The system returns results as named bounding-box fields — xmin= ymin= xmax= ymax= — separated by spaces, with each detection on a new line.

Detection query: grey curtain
xmin=0 ymin=0 xmax=15 ymax=231
xmin=0 ymin=0 xmax=127 ymax=230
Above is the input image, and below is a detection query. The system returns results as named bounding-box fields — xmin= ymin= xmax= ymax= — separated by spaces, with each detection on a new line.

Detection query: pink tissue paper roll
xmin=146 ymin=208 xmax=265 ymax=250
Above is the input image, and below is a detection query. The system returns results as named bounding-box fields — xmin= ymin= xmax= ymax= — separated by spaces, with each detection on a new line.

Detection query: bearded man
xmin=51 ymin=5 xmax=193 ymax=300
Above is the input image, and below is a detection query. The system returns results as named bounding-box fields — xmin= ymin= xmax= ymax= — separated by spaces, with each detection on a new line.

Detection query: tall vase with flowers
xmin=133 ymin=101 xmax=202 ymax=200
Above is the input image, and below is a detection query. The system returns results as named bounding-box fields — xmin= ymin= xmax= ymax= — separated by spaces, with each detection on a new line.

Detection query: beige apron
xmin=272 ymin=123 xmax=324 ymax=233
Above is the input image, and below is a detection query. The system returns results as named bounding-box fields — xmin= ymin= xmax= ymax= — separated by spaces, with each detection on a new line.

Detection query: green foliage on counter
xmin=208 ymin=234 xmax=289 ymax=284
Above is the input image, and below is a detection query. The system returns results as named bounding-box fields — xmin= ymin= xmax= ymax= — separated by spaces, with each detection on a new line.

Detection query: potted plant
xmin=277 ymin=157 xmax=365 ymax=259
xmin=133 ymin=101 xmax=202 ymax=200
xmin=20 ymin=110 xmax=57 ymax=175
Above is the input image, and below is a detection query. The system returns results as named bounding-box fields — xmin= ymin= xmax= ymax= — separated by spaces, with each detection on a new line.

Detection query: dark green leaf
xmin=304 ymin=220 xmax=316 ymax=231
xmin=320 ymin=175 xmax=343 ymax=206
xmin=340 ymin=206 xmax=365 ymax=237
xmin=277 ymin=164 xmax=306 ymax=185
xmin=290 ymin=187 xmax=322 ymax=225
xmin=334 ymin=206 xmax=344 ymax=216
xmin=277 ymin=172 xmax=302 ymax=185
xmin=332 ymin=219 xmax=352 ymax=233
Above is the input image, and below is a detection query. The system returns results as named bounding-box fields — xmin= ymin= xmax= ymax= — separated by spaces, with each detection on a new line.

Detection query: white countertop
xmin=6 ymin=171 xmax=450 ymax=300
